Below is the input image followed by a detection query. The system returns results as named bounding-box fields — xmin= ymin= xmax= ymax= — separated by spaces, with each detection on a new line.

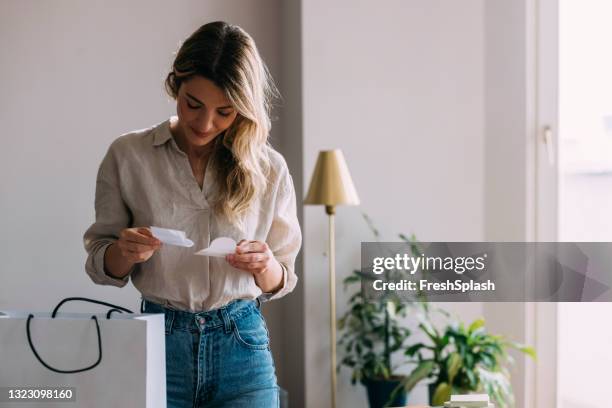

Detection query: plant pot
xmin=362 ymin=377 xmax=408 ymax=408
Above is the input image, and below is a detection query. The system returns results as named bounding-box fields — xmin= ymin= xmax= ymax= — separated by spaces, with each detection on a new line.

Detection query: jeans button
xmin=198 ymin=317 xmax=205 ymax=325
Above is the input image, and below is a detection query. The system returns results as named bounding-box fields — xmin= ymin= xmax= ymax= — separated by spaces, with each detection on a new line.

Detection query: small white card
xmin=445 ymin=394 xmax=491 ymax=408
xmin=450 ymin=394 xmax=489 ymax=403
xmin=194 ymin=237 xmax=237 ymax=257
xmin=150 ymin=226 xmax=194 ymax=248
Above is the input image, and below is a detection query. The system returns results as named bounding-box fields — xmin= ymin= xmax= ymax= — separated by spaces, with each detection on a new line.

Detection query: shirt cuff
xmin=257 ymin=262 xmax=288 ymax=303
xmin=88 ymin=242 xmax=131 ymax=287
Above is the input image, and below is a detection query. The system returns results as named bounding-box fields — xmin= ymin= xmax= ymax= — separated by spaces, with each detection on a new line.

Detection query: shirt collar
xmin=152 ymin=117 xmax=174 ymax=147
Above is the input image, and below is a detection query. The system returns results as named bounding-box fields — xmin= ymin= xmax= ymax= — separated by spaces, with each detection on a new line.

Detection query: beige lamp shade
xmin=304 ymin=149 xmax=360 ymax=207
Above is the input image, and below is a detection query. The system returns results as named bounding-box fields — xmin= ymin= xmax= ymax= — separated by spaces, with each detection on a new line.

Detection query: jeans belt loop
xmin=165 ymin=309 xmax=175 ymax=335
xmin=220 ymin=307 xmax=232 ymax=334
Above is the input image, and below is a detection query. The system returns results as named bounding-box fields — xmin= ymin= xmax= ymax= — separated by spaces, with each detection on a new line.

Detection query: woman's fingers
xmin=117 ymin=227 xmax=161 ymax=264
xmin=123 ymin=251 xmax=155 ymax=263
xmin=118 ymin=240 xmax=159 ymax=253
xmin=230 ymin=252 xmax=267 ymax=263
xmin=121 ymin=228 xmax=161 ymax=246
xmin=119 ymin=244 xmax=155 ymax=262
xmin=229 ymin=260 xmax=268 ymax=274
xmin=236 ymin=240 xmax=268 ymax=254
xmin=226 ymin=239 xmax=274 ymax=275
xmin=137 ymin=227 xmax=154 ymax=237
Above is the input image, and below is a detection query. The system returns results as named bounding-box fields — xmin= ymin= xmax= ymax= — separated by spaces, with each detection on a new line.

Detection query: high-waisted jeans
xmin=142 ymin=298 xmax=279 ymax=408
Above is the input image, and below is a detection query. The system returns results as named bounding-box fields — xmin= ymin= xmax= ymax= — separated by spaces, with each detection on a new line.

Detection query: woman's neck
xmin=170 ymin=118 xmax=214 ymax=161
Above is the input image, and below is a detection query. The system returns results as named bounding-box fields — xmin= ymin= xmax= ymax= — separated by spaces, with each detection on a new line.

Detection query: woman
xmin=83 ymin=21 xmax=301 ymax=407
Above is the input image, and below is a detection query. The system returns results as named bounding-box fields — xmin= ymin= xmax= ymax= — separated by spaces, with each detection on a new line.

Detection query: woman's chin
xmin=187 ymin=134 xmax=216 ymax=147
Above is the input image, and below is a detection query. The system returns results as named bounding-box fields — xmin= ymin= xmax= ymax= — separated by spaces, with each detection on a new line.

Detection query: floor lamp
xmin=304 ymin=149 xmax=359 ymax=408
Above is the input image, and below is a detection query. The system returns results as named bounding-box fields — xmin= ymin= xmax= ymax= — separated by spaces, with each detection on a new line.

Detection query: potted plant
xmin=338 ymin=269 xmax=413 ymax=407
xmin=337 ymin=214 xmax=425 ymax=408
xmin=339 ymin=213 xmax=536 ymax=407
xmin=393 ymin=316 xmax=536 ymax=407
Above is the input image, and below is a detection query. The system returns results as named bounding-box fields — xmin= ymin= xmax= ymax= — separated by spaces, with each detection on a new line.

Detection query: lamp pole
xmin=326 ymin=204 xmax=337 ymax=408
xmin=304 ymin=150 xmax=359 ymax=408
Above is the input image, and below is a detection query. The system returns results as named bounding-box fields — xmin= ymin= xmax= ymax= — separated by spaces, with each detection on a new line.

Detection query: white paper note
xmin=445 ymin=394 xmax=491 ymax=408
xmin=194 ymin=237 xmax=237 ymax=257
xmin=150 ymin=226 xmax=194 ymax=248
xmin=450 ymin=394 xmax=489 ymax=403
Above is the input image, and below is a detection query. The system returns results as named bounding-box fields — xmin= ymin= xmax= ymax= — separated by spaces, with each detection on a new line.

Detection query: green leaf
xmin=419 ymin=322 xmax=440 ymax=344
xmin=432 ymin=382 xmax=452 ymax=406
xmin=361 ymin=212 xmax=381 ymax=239
xmin=465 ymin=368 xmax=477 ymax=388
xmin=477 ymin=367 xmax=513 ymax=408
xmin=439 ymin=333 xmax=450 ymax=348
xmin=343 ymin=275 xmax=361 ymax=286
xmin=386 ymin=301 xmax=397 ymax=318
xmin=354 ymin=270 xmax=378 ymax=281
xmin=399 ymin=360 xmax=435 ymax=392
xmin=446 ymin=352 xmax=462 ymax=384
xmin=515 ymin=344 xmax=537 ymax=360
xmin=352 ymin=369 xmax=362 ymax=384
xmin=386 ymin=381 xmax=409 ymax=408
xmin=464 ymin=353 xmax=474 ymax=369
xmin=380 ymin=364 xmax=391 ymax=379
xmin=468 ymin=318 xmax=485 ymax=333
xmin=405 ymin=343 xmax=426 ymax=357
xmin=479 ymin=352 xmax=496 ymax=369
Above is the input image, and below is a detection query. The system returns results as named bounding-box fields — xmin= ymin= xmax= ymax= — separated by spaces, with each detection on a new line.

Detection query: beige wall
xmin=301 ymin=0 xmax=486 ymax=406
xmin=483 ymin=1 xmax=536 ymax=407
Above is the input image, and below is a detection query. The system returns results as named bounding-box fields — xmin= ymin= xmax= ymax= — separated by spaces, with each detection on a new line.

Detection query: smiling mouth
xmin=190 ymin=128 xmax=209 ymax=138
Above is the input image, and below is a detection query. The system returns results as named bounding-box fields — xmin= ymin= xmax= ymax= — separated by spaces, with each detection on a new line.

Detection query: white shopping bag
xmin=0 ymin=298 xmax=166 ymax=408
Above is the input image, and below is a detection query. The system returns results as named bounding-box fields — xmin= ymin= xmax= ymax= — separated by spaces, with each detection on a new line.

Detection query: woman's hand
xmin=116 ymin=227 xmax=162 ymax=264
xmin=225 ymin=240 xmax=274 ymax=275
xmin=104 ymin=227 xmax=161 ymax=279
xmin=226 ymin=240 xmax=284 ymax=293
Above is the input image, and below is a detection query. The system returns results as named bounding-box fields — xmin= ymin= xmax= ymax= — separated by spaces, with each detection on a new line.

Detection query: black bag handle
xmin=51 ymin=297 xmax=133 ymax=318
xmin=26 ymin=314 xmax=101 ymax=374
xmin=106 ymin=308 xmax=125 ymax=319
xmin=26 ymin=297 xmax=133 ymax=374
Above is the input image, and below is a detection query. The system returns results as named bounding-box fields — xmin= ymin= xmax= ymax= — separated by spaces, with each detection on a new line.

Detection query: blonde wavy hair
xmin=165 ymin=21 xmax=279 ymax=227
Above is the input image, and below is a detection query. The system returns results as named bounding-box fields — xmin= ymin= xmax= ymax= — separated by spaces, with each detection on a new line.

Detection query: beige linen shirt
xmin=83 ymin=117 xmax=302 ymax=312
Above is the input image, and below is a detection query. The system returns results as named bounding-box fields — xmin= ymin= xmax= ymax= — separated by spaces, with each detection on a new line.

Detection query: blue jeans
xmin=142 ymin=298 xmax=279 ymax=407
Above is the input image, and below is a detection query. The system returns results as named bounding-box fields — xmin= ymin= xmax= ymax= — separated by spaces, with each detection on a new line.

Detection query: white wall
xmin=301 ymin=1 xmax=485 ymax=406
xmin=277 ymin=0 xmax=306 ymax=405
xmin=558 ymin=303 xmax=612 ymax=408
xmin=483 ymin=1 xmax=536 ymax=407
